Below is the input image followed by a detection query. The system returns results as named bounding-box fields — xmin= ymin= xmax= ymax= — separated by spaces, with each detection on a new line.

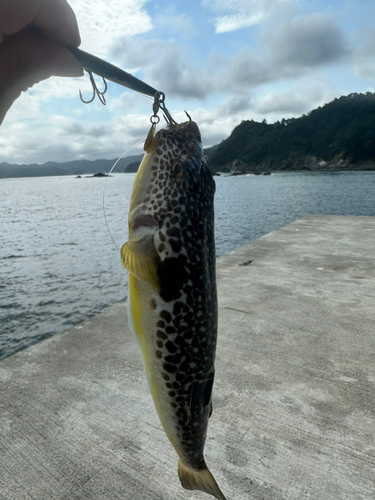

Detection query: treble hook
xmin=150 ymin=91 xmax=177 ymax=125
xmin=79 ymin=69 xmax=108 ymax=105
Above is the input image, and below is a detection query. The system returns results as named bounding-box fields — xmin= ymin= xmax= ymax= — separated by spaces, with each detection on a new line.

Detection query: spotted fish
xmin=121 ymin=116 xmax=226 ymax=500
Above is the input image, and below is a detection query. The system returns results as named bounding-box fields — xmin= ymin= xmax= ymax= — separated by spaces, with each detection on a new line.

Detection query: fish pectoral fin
xmin=178 ymin=460 xmax=227 ymax=500
xmin=120 ymin=238 xmax=160 ymax=288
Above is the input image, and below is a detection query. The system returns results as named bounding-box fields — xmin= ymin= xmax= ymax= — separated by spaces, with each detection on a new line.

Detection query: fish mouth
xmin=131 ymin=214 xmax=157 ymax=232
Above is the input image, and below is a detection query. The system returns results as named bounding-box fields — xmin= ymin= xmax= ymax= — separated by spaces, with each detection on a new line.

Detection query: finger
xmin=34 ymin=0 xmax=81 ymax=47
xmin=0 ymin=0 xmax=80 ymax=47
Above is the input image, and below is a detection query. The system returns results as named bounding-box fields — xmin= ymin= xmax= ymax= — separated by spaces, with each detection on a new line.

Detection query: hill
xmin=208 ymin=92 xmax=375 ymax=173
xmin=0 ymin=144 xmax=219 ymax=179
xmin=0 ymin=155 xmax=144 ymax=179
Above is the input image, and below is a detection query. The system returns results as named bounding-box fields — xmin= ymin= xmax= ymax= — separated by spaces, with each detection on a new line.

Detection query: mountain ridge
xmin=208 ymin=92 xmax=375 ymax=173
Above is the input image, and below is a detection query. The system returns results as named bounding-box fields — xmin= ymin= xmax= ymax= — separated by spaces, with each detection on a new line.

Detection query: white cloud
xmin=110 ymin=37 xmax=216 ymax=99
xmin=252 ymin=77 xmax=339 ymax=118
xmin=69 ymin=0 xmax=153 ymax=57
xmin=201 ymin=0 xmax=295 ymax=33
xmin=214 ymin=13 xmax=265 ymax=33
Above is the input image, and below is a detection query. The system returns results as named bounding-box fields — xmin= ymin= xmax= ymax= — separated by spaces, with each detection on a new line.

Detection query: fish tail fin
xmin=178 ymin=459 xmax=227 ymax=500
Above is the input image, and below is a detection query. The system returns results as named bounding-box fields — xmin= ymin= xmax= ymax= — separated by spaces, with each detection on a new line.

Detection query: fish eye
xmin=173 ymin=162 xmax=184 ymax=177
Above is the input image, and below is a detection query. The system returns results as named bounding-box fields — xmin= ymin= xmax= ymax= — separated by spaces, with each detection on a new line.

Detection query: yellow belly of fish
xmin=128 ymin=273 xmax=182 ymax=456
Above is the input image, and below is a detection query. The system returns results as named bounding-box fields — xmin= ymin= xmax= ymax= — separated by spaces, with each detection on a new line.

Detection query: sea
xmin=1 ymin=171 xmax=374 ymax=360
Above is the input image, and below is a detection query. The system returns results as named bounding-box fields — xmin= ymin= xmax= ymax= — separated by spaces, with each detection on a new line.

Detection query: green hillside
xmin=209 ymin=92 xmax=375 ymax=172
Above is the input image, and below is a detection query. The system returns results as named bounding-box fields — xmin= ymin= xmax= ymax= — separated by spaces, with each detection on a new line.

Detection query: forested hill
xmin=209 ymin=92 xmax=375 ymax=173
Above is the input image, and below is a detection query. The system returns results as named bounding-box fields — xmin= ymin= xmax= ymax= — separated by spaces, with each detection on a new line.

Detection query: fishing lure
xmin=68 ymin=47 xmax=174 ymax=122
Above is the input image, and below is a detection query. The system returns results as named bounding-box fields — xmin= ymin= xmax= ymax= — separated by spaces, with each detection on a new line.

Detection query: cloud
xmin=201 ymin=0 xmax=294 ymax=33
xmin=107 ymin=10 xmax=350 ymax=103
xmin=252 ymin=78 xmax=339 ymax=118
xmin=217 ymin=93 xmax=252 ymax=115
xmin=69 ymin=0 xmax=153 ymax=57
xmin=266 ymin=13 xmax=350 ymax=69
xmin=110 ymin=37 xmax=215 ymax=99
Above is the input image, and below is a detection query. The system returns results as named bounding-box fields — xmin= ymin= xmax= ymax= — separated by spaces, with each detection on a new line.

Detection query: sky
xmin=1 ymin=0 xmax=375 ymax=165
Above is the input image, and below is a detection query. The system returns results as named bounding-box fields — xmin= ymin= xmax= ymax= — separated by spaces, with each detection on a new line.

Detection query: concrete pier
xmin=1 ymin=215 xmax=374 ymax=500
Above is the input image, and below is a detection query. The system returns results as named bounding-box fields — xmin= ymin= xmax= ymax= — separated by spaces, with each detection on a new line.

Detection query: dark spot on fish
xmin=160 ymin=310 xmax=172 ymax=323
xmin=157 ymin=320 xmax=165 ymax=328
xmin=161 ymin=373 xmax=170 ymax=381
xmin=192 ymin=336 xmax=199 ymax=348
xmin=158 ymin=244 xmax=165 ymax=253
xmin=166 ymin=382 xmax=172 ymax=389
xmin=165 ymin=354 xmax=177 ymax=364
xmin=166 ymin=226 xmax=180 ymax=238
xmin=173 ymin=381 xmax=181 ymax=389
xmin=156 ymin=340 xmax=163 ymax=348
xmin=175 ymin=336 xmax=185 ymax=347
xmin=156 ymin=330 xmax=167 ymax=340
xmin=150 ymin=299 xmax=157 ymax=310
xmin=184 ymin=330 xmax=193 ymax=340
xmin=163 ymin=363 xmax=177 ymax=373
xmin=173 ymin=302 xmax=185 ymax=315
xmin=158 ymin=255 xmax=189 ymax=302
xmin=171 ymin=402 xmax=177 ymax=408
xmin=168 ymin=391 xmax=176 ymax=397
xmin=179 ymin=359 xmax=189 ymax=372
xmin=165 ymin=326 xmax=176 ymax=334
xmin=156 ymin=149 xmax=162 ymax=155
xmin=156 ymin=350 xmax=162 ymax=359
xmin=169 ymin=238 xmax=182 ymax=254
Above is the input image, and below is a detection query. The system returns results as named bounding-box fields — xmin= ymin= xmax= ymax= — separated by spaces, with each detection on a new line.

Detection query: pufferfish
xmin=121 ymin=114 xmax=226 ymax=500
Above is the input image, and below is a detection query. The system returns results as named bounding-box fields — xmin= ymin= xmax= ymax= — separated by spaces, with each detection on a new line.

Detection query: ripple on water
xmin=1 ymin=171 xmax=374 ymax=359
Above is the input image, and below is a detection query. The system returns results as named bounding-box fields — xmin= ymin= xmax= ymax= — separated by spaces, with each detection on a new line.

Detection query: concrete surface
xmin=0 ymin=215 xmax=374 ymax=500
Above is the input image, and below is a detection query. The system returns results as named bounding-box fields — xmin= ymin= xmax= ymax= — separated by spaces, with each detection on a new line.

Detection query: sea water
xmin=1 ymin=171 xmax=374 ymax=359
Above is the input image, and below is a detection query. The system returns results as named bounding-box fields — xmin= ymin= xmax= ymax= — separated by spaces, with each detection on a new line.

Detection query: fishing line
xmin=103 ymin=137 xmax=146 ymax=252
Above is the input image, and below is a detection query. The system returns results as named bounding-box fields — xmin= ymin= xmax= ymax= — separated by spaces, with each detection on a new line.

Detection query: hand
xmin=0 ymin=0 xmax=83 ymax=125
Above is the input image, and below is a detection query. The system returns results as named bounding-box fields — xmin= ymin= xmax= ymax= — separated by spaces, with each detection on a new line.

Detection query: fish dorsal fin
xmin=121 ymin=237 xmax=160 ymax=288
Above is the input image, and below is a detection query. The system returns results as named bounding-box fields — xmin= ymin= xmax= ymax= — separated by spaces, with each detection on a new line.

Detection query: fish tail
xmin=178 ymin=459 xmax=227 ymax=500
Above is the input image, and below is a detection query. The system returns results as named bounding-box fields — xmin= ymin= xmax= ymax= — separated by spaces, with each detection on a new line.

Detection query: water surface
xmin=1 ymin=171 xmax=374 ymax=359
